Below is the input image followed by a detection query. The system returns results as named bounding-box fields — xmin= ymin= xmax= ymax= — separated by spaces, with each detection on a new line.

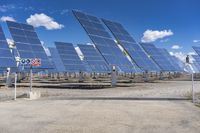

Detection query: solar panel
xmin=102 ymin=19 xmax=160 ymax=72
xmin=6 ymin=21 xmax=52 ymax=70
xmin=73 ymin=10 xmax=141 ymax=73
xmin=48 ymin=47 xmax=65 ymax=72
xmin=158 ymin=48 xmax=183 ymax=72
xmin=77 ymin=44 xmax=110 ymax=72
xmin=170 ymin=56 xmax=186 ymax=71
xmin=55 ymin=42 xmax=86 ymax=72
xmin=0 ymin=25 xmax=16 ymax=69
xmin=140 ymin=43 xmax=177 ymax=71
xmin=192 ymin=46 xmax=200 ymax=56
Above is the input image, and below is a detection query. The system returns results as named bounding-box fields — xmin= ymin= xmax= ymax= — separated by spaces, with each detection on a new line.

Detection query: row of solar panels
xmin=0 ymin=10 xmax=200 ymax=74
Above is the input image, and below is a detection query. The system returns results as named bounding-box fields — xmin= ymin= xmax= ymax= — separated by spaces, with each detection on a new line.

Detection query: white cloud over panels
xmin=60 ymin=9 xmax=69 ymax=15
xmin=193 ymin=40 xmax=200 ymax=43
xmin=141 ymin=29 xmax=174 ymax=43
xmin=0 ymin=16 xmax=16 ymax=22
xmin=26 ymin=13 xmax=64 ymax=30
xmin=171 ymin=45 xmax=182 ymax=50
xmin=170 ymin=51 xmax=196 ymax=63
xmin=0 ymin=4 xmax=15 ymax=12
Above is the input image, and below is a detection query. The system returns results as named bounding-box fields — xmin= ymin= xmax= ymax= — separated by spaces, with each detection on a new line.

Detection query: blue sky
xmin=0 ymin=0 xmax=200 ymax=57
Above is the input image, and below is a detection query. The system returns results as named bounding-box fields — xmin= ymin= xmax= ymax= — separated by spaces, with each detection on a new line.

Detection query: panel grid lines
xmin=73 ymin=10 xmax=141 ymax=73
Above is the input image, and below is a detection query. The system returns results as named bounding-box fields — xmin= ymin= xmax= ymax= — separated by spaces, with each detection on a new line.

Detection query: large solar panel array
xmin=140 ymin=43 xmax=177 ymax=71
xmin=73 ymin=10 xmax=140 ymax=73
xmin=0 ymin=25 xmax=16 ymax=69
xmin=55 ymin=42 xmax=86 ymax=72
xmin=77 ymin=44 xmax=110 ymax=72
xmin=48 ymin=47 xmax=65 ymax=72
xmin=6 ymin=21 xmax=52 ymax=69
xmin=102 ymin=19 xmax=160 ymax=72
xmin=158 ymin=48 xmax=183 ymax=71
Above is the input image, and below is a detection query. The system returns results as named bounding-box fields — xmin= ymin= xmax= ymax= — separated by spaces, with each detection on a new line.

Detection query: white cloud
xmin=170 ymin=51 xmax=196 ymax=63
xmin=169 ymin=51 xmax=186 ymax=62
xmin=24 ymin=6 xmax=35 ymax=11
xmin=0 ymin=16 xmax=16 ymax=22
xmin=188 ymin=52 xmax=196 ymax=56
xmin=141 ymin=29 xmax=173 ymax=43
xmin=61 ymin=9 xmax=69 ymax=15
xmin=171 ymin=45 xmax=182 ymax=50
xmin=193 ymin=40 xmax=200 ymax=43
xmin=0 ymin=4 xmax=15 ymax=12
xmin=26 ymin=13 xmax=64 ymax=30
xmin=160 ymin=38 xmax=169 ymax=43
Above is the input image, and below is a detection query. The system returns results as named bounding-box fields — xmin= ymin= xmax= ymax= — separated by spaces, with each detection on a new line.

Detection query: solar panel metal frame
xmin=55 ymin=42 xmax=86 ymax=72
xmin=102 ymin=19 xmax=161 ymax=72
xmin=6 ymin=21 xmax=53 ymax=70
xmin=77 ymin=44 xmax=110 ymax=73
xmin=72 ymin=10 xmax=141 ymax=73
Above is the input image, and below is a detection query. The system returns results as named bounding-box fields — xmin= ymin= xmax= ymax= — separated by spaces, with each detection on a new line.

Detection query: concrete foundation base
xmin=27 ymin=91 xmax=41 ymax=100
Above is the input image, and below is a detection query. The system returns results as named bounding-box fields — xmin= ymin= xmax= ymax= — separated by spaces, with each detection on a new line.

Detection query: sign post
xmin=30 ymin=66 xmax=33 ymax=92
xmin=192 ymin=72 xmax=195 ymax=103
xmin=186 ymin=55 xmax=195 ymax=103
xmin=20 ymin=58 xmax=41 ymax=95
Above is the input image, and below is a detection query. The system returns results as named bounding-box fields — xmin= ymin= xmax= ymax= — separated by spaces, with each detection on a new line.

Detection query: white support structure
xmin=111 ymin=65 xmax=117 ymax=87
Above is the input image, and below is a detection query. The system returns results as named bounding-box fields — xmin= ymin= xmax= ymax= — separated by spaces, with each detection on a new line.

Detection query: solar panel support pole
xmin=14 ymin=72 xmax=17 ymax=100
xmin=159 ymin=71 xmax=163 ymax=80
xmin=30 ymin=66 xmax=33 ymax=92
xmin=111 ymin=66 xmax=117 ymax=87
xmin=192 ymin=72 xmax=195 ymax=103
xmin=6 ymin=68 xmax=12 ymax=87
xmin=79 ymin=71 xmax=84 ymax=82
xmin=144 ymin=71 xmax=148 ymax=82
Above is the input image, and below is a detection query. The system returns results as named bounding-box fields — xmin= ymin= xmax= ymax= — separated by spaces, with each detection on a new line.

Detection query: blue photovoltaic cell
xmin=0 ymin=25 xmax=16 ymax=69
xmin=77 ymin=44 xmax=110 ymax=72
xmin=192 ymin=46 xmax=200 ymax=56
xmin=48 ymin=47 xmax=65 ymax=72
xmin=55 ymin=42 xmax=86 ymax=72
xmin=73 ymin=10 xmax=141 ymax=73
xmin=6 ymin=21 xmax=53 ymax=69
xmin=192 ymin=55 xmax=200 ymax=71
xmin=158 ymin=48 xmax=183 ymax=72
xmin=102 ymin=19 xmax=160 ymax=72
xmin=140 ymin=43 xmax=177 ymax=71
xmin=170 ymin=56 xmax=186 ymax=71
xmin=192 ymin=55 xmax=200 ymax=64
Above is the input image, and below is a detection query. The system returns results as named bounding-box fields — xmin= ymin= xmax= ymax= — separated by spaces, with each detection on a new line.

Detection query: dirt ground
xmin=0 ymin=81 xmax=200 ymax=133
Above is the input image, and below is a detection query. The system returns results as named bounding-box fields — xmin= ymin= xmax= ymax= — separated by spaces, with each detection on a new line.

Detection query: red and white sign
xmin=31 ymin=58 xmax=41 ymax=67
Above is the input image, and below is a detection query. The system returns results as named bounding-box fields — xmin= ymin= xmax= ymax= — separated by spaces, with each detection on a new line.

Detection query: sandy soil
xmin=0 ymin=81 xmax=200 ymax=133
xmin=1 ymin=81 xmax=200 ymax=100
